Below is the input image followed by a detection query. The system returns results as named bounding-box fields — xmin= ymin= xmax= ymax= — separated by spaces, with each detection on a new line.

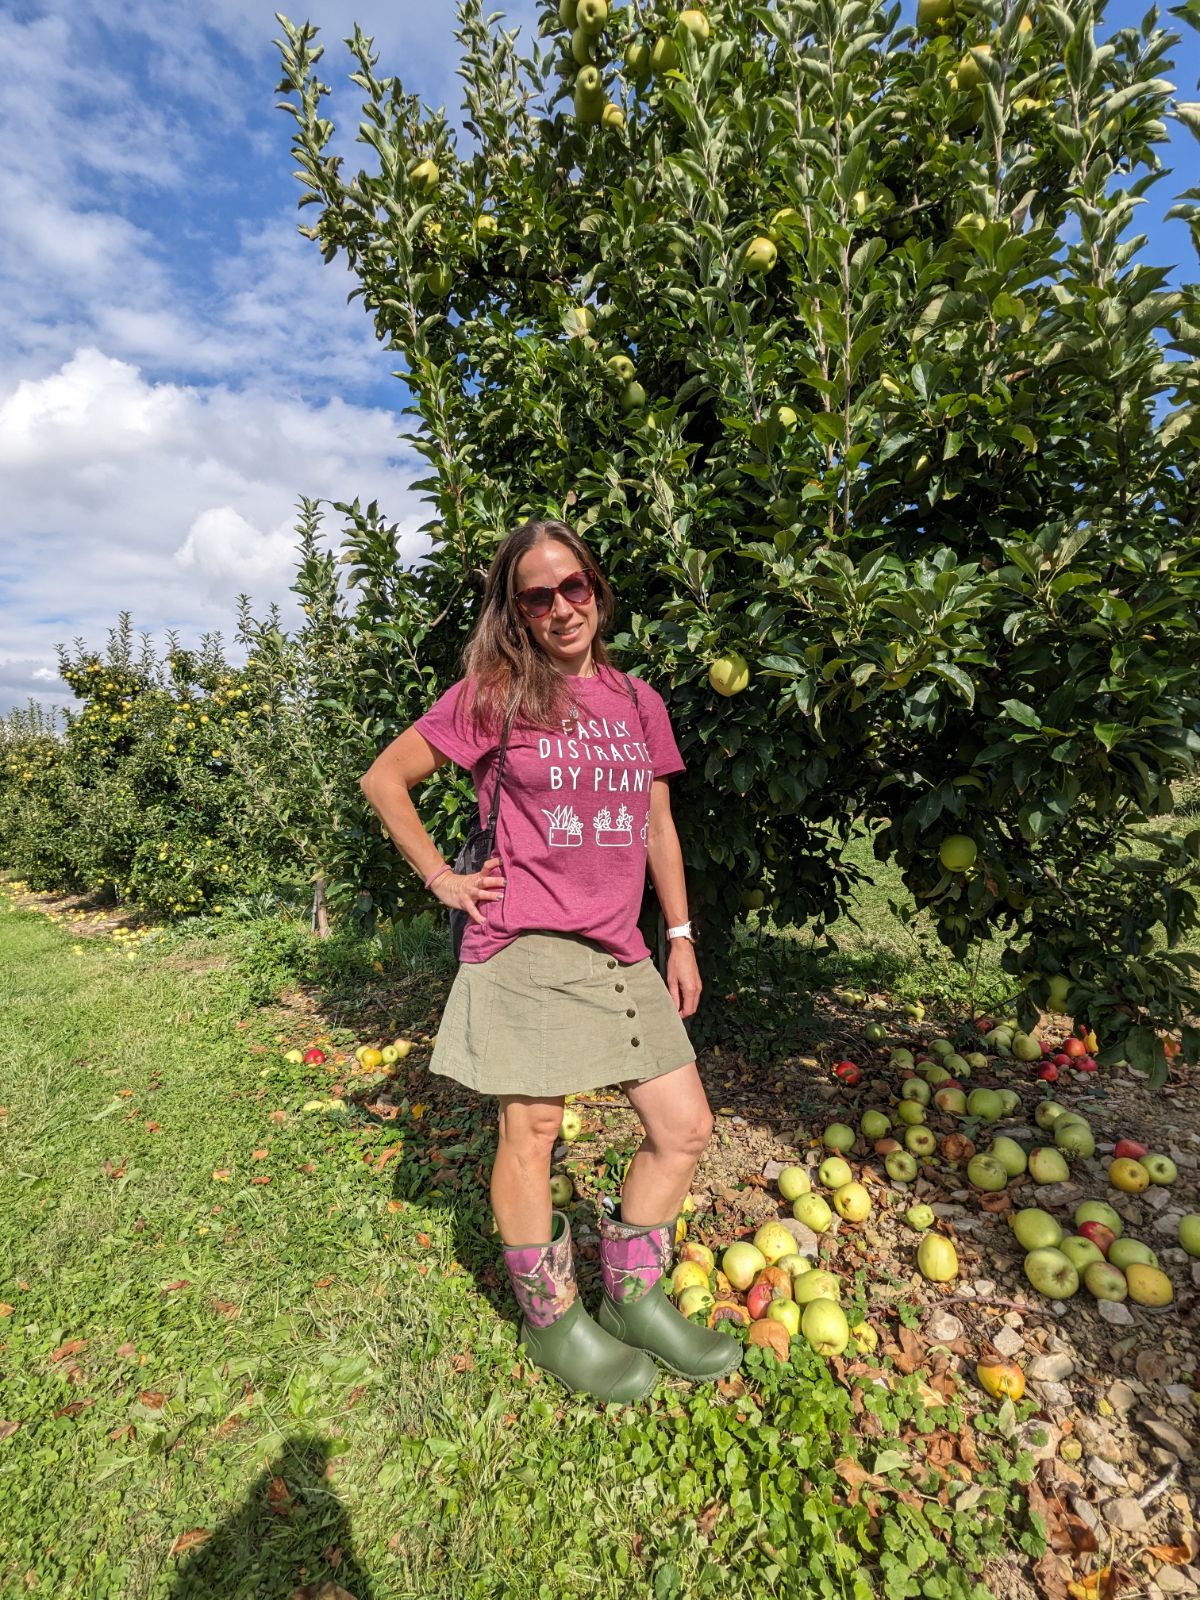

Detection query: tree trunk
xmin=312 ymin=873 xmax=330 ymax=939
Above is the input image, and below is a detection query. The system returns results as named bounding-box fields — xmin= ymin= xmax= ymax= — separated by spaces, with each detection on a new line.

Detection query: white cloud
xmin=0 ymin=349 xmax=431 ymax=717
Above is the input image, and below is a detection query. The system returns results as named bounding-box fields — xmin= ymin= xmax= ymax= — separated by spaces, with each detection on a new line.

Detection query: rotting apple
xmin=549 ymin=1173 xmax=573 ymax=1206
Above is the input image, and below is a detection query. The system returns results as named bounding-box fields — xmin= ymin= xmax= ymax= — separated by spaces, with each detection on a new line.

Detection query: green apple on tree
xmin=708 ymin=652 xmax=750 ymax=696
xmin=742 ymin=236 xmax=778 ymax=274
xmin=678 ymin=9 xmax=710 ymax=44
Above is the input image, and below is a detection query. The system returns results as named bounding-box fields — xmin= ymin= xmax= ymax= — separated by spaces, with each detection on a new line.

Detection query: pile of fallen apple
xmin=268 ymin=1035 xmax=415 ymax=1116
xmin=663 ymin=1024 xmax=1199 ymax=1368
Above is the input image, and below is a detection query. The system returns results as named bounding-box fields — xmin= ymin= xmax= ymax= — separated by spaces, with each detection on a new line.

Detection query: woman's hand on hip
xmin=666 ymin=939 xmax=702 ymax=1018
xmin=433 ymin=854 xmax=506 ymax=927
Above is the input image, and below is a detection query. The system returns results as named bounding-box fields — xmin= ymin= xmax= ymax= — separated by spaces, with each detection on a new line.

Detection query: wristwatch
xmin=666 ymin=920 xmax=697 ymax=944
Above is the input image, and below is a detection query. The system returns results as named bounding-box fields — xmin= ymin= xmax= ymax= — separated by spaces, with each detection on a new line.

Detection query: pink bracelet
xmin=425 ymin=864 xmax=453 ymax=891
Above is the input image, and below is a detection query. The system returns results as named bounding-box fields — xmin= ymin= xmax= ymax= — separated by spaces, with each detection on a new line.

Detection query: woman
xmin=359 ymin=518 xmax=740 ymax=1403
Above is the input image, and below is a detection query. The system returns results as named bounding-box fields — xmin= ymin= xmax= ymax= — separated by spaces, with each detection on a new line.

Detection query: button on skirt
xmin=428 ymin=930 xmax=697 ymax=1099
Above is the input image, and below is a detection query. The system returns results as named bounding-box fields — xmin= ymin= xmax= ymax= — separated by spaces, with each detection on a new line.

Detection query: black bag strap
xmin=481 ymin=668 xmax=642 ymax=852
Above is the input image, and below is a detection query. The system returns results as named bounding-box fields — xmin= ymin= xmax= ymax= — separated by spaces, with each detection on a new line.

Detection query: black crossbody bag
xmin=448 ymin=672 xmax=642 ymax=961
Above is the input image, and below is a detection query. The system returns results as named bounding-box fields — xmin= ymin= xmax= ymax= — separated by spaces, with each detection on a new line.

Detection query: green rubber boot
xmin=502 ymin=1211 xmax=658 ymax=1405
xmin=596 ymin=1211 xmax=742 ymax=1382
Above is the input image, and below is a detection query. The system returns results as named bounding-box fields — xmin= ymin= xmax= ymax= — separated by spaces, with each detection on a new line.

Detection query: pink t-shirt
xmin=415 ymin=664 xmax=686 ymax=964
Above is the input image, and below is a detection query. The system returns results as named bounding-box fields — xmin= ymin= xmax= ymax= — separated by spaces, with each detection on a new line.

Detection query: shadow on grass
xmin=167 ymin=1433 xmax=375 ymax=1600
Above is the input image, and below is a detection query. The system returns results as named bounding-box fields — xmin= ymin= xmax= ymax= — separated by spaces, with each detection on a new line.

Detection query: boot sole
xmin=526 ymin=1358 xmax=660 ymax=1405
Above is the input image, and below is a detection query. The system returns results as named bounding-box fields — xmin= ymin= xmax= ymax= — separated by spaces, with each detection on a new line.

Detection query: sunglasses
xmin=514 ymin=567 xmax=597 ymax=619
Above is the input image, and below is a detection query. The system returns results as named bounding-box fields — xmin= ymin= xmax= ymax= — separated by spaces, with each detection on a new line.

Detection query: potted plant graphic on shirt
xmin=595 ymin=803 xmax=634 ymax=847
xmin=542 ymin=803 xmax=583 ymax=848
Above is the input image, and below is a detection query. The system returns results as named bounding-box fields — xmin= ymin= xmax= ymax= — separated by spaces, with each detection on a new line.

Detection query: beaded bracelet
xmin=424 ymin=864 xmax=453 ymax=891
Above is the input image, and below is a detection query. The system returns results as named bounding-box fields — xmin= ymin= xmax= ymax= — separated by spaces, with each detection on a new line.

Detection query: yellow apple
xmin=709 ymin=651 xmax=750 ymax=696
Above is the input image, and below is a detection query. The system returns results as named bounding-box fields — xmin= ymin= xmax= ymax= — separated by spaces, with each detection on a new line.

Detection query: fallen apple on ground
xmin=1076 ymin=1220 xmax=1116 ymax=1256
xmin=1075 ymin=1201 xmax=1123 ymax=1236
xmin=1083 ymin=1262 xmax=1128 ymax=1302
xmin=1179 ymin=1215 xmax=1200 ymax=1257
xmin=549 ymin=1173 xmax=573 ymax=1206
xmin=1028 ymin=1147 xmax=1071 ymax=1184
xmin=1112 ymin=1139 xmax=1147 ymax=1161
xmin=722 ymin=1242 xmax=767 ymax=1291
xmin=905 ymin=1126 xmax=938 ymax=1157
xmin=1125 ymin=1263 xmax=1173 ymax=1306
xmin=1108 ymin=1157 xmax=1150 ymax=1194
xmin=1107 ymin=1238 xmax=1157 ymax=1270
xmin=777 ymin=1165 xmax=811 ymax=1201
xmin=677 ymin=1285 xmax=714 ymax=1319
xmin=1011 ymin=1208 xmax=1063 ymax=1251
xmin=801 ymin=1298 xmax=849 ymax=1356
xmin=904 ymin=1203 xmax=935 ymax=1231
xmin=792 ymin=1269 xmax=841 ymax=1305
xmin=753 ymin=1221 xmax=797 ymax=1264
xmin=917 ymin=1233 xmax=959 ymax=1282
xmin=765 ymin=1298 xmax=802 ymax=1337
xmin=833 ymin=1182 xmax=871 ymax=1222
xmin=818 ymin=1155 xmax=854 ymax=1190
xmin=988 ymin=1136 xmax=1027 ymax=1177
xmin=1034 ymin=1101 xmax=1067 ymax=1130
xmin=966 ymin=1153 xmax=1008 ymax=1192
xmin=822 ymin=1123 xmax=856 ymax=1153
xmin=1024 ymin=1247 xmax=1079 ymax=1300
xmin=1139 ymin=1153 xmax=1177 ymax=1185
xmin=793 ymin=1194 xmax=833 ymax=1232
xmin=560 ymin=1108 xmax=583 ymax=1142
xmin=1059 ymin=1235 xmax=1106 ymax=1273
xmin=976 ymin=1360 xmax=1025 ymax=1401
xmin=885 ymin=1150 xmax=919 ymax=1183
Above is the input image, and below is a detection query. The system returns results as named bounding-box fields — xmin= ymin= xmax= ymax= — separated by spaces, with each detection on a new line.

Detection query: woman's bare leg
xmin=491 ymin=1094 xmax=564 ymax=1244
xmin=618 ymin=1062 xmax=713 ymax=1225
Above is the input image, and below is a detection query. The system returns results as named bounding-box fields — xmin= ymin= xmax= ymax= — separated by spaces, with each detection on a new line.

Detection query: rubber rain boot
xmin=502 ymin=1210 xmax=658 ymax=1404
xmin=596 ymin=1210 xmax=742 ymax=1382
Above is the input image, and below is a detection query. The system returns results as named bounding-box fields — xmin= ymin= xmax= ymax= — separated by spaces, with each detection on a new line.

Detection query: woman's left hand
xmin=666 ymin=939 xmax=702 ymax=1019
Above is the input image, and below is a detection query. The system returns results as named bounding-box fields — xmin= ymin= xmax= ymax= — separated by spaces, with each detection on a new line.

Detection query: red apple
xmin=1052 ymin=1054 xmax=1071 ymax=1068
xmin=1113 ymin=1139 xmax=1148 ymax=1161
xmin=833 ymin=1060 xmax=861 ymax=1086
xmin=1038 ymin=1063 xmax=1059 ymax=1082
xmin=1076 ymin=1221 xmax=1115 ymax=1257
xmin=978 ymin=1017 xmax=995 ymax=1032
xmin=1062 ymin=1038 xmax=1087 ymax=1059
xmin=303 ymin=1047 xmax=327 ymax=1065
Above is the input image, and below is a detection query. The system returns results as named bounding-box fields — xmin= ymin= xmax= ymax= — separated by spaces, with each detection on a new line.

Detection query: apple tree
xmin=275 ymin=0 xmax=1200 ymax=1076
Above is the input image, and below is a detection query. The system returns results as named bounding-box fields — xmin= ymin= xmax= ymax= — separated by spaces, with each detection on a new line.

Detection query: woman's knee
xmin=497 ymin=1097 xmax=563 ymax=1161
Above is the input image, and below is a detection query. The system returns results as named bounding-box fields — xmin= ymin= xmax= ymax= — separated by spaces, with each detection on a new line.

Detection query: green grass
xmin=0 ymin=888 xmax=1046 ymax=1600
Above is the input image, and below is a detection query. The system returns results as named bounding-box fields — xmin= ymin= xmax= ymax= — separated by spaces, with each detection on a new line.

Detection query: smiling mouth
xmin=554 ymin=625 xmax=582 ymax=639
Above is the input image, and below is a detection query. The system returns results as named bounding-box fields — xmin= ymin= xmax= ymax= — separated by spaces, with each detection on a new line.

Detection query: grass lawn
xmin=0 ymin=870 xmax=1049 ymax=1600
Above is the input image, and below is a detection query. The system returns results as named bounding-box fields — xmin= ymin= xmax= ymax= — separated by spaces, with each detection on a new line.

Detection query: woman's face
xmin=513 ymin=541 xmax=598 ymax=674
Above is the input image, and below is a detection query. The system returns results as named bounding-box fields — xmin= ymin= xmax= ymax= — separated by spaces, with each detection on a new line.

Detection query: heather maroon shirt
xmin=415 ymin=664 xmax=686 ymax=964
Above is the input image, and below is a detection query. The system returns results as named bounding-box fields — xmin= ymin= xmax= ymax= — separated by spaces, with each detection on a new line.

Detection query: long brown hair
xmin=457 ymin=519 xmax=618 ymax=739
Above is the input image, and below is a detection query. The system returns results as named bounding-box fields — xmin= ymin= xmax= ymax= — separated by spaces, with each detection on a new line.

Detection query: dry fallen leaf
xmin=49 ymin=1339 xmax=87 ymax=1364
xmin=267 ymin=1476 xmax=292 ymax=1516
xmin=1146 ymin=1535 xmax=1198 ymax=1566
xmin=139 ymin=1391 xmax=167 ymax=1409
xmin=212 ymin=1169 xmax=231 ymax=1182
xmin=168 ymin=1529 xmax=212 ymax=1559
xmin=0 ymin=1303 xmax=13 ymax=1317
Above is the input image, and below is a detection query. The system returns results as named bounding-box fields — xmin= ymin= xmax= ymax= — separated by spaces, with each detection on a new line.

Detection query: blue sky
xmin=0 ymin=0 xmax=1196 ymax=719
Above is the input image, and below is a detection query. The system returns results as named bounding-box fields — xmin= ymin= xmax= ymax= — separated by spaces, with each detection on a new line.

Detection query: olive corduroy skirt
xmin=428 ymin=930 xmax=696 ymax=1098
